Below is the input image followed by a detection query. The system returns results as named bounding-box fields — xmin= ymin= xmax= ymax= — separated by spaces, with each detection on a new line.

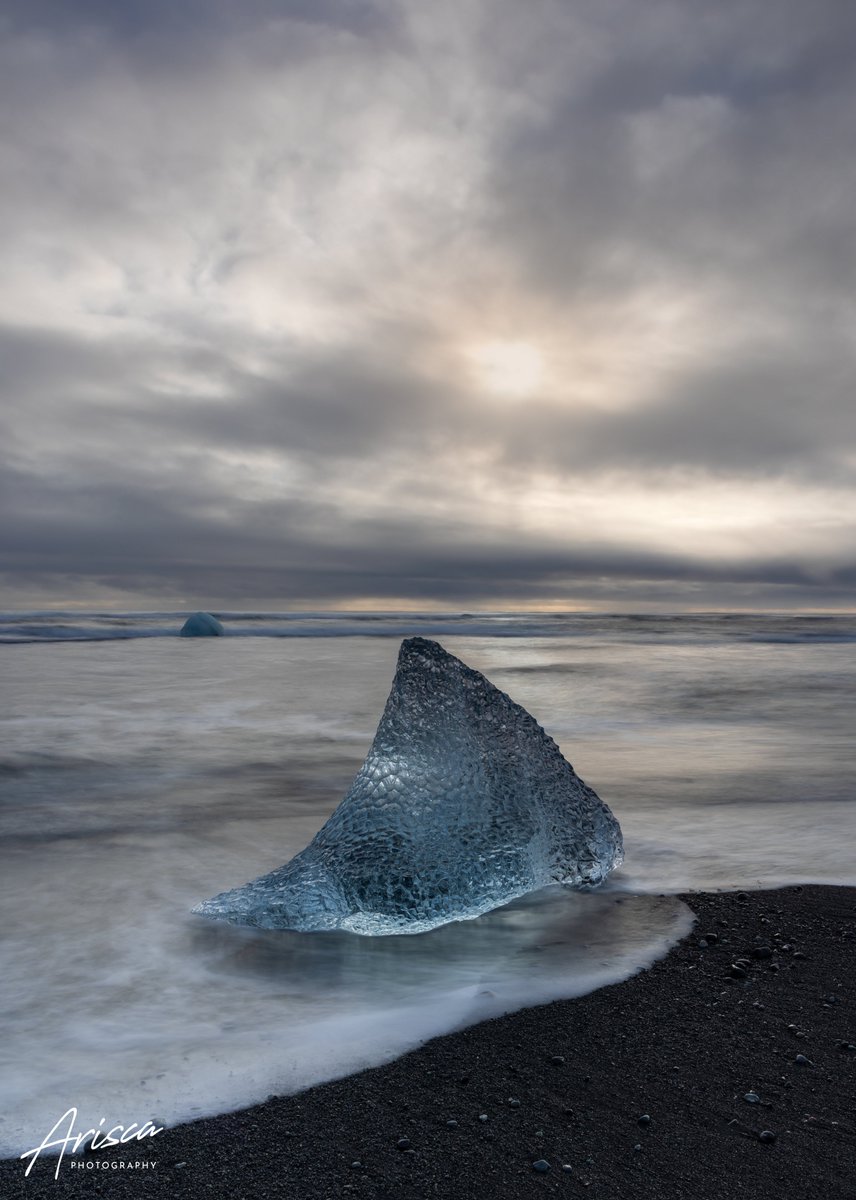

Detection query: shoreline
xmin=3 ymin=884 xmax=854 ymax=1199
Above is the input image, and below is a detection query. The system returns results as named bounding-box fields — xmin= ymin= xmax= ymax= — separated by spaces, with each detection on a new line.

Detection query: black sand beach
xmin=5 ymin=885 xmax=854 ymax=1200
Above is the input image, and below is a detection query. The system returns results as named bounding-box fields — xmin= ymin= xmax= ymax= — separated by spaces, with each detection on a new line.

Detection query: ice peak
xmin=194 ymin=638 xmax=623 ymax=935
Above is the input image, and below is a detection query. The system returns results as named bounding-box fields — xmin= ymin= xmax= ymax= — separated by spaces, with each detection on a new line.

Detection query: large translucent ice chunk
xmin=193 ymin=637 xmax=623 ymax=935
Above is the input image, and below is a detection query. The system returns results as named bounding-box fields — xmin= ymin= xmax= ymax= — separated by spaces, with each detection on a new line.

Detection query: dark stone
xmin=638 ymin=1114 xmax=651 ymax=1125
xmin=396 ymin=1138 xmax=412 ymax=1150
xmin=751 ymin=946 xmax=772 ymax=960
xmin=794 ymin=1054 xmax=813 ymax=1066
xmin=730 ymin=964 xmax=748 ymax=979
xmin=532 ymin=1159 xmax=551 ymax=1173
xmin=758 ymin=1131 xmax=776 ymax=1143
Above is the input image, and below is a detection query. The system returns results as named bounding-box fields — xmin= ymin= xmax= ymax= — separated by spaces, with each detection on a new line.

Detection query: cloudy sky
xmin=2 ymin=0 xmax=855 ymax=611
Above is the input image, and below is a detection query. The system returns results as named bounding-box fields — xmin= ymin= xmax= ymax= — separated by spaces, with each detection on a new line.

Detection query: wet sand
xmin=4 ymin=884 xmax=854 ymax=1200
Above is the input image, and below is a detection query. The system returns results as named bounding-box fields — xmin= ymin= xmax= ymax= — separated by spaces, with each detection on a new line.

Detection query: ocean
xmin=2 ymin=611 xmax=855 ymax=1157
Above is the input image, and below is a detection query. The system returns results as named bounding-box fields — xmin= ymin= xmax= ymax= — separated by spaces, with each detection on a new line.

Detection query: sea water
xmin=1 ymin=613 xmax=854 ymax=1156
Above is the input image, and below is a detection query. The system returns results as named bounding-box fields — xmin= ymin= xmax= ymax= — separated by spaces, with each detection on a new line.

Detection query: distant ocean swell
xmin=1 ymin=611 xmax=854 ymax=644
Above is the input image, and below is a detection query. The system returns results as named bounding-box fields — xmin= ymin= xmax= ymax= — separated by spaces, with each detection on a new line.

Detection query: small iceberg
xmin=180 ymin=612 xmax=224 ymax=637
xmin=194 ymin=637 xmax=623 ymax=934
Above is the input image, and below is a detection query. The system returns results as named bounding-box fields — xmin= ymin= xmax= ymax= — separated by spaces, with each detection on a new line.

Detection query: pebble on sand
xmin=532 ymin=1160 xmax=551 ymax=1173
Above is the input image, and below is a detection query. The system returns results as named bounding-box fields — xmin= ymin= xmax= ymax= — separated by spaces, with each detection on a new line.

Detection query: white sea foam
xmin=0 ymin=877 xmax=692 ymax=1157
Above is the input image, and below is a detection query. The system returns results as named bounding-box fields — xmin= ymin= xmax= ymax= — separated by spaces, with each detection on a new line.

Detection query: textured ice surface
xmin=194 ymin=637 xmax=623 ymax=934
xmin=180 ymin=611 xmax=224 ymax=637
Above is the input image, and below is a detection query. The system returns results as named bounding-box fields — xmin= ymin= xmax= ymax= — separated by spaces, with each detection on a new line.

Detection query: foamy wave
xmin=2 ymin=610 xmax=855 ymax=644
xmin=0 ymin=890 xmax=692 ymax=1158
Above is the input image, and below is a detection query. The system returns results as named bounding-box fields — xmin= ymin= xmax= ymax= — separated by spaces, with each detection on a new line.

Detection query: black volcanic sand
xmin=4 ymin=885 xmax=855 ymax=1200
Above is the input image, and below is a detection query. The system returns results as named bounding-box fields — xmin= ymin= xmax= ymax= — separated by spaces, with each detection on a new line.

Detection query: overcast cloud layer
xmin=2 ymin=0 xmax=856 ymax=610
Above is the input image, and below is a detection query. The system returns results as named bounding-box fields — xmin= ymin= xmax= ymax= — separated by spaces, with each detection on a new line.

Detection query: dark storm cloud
xmin=5 ymin=0 xmax=391 ymax=42
xmin=4 ymin=447 xmax=854 ymax=607
xmin=1 ymin=0 xmax=855 ymax=608
xmin=0 ymin=322 xmax=452 ymax=465
xmin=484 ymin=2 xmax=856 ymax=369
xmin=498 ymin=352 xmax=856 ymax=481
xmin=477 ymin=6 xmax=856 ymax=477
xmin=4 ymin=319 xmax=851 ymax=488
